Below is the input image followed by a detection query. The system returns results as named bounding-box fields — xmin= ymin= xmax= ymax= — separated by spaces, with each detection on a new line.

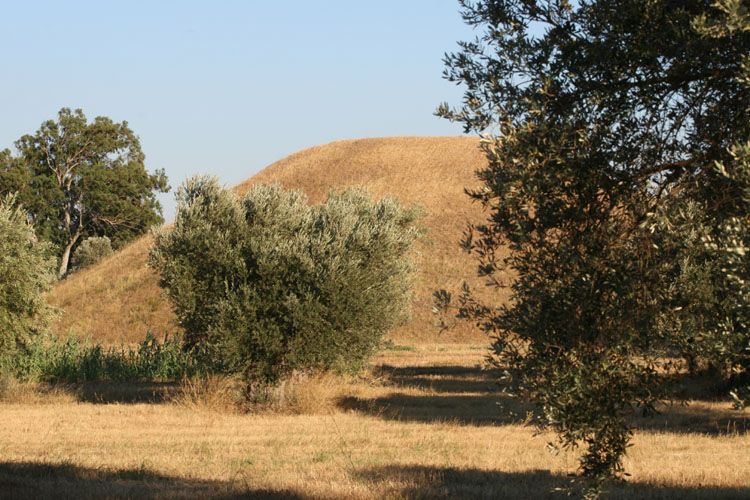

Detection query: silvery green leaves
xmin=151 ymin=178 xmax=420 ymax=385
xmin=0 ymin=195 xmax=56 ymax=373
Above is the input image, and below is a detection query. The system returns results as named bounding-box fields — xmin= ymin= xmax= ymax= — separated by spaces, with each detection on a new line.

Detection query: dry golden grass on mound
xmin=48 ymin=235 xmax=178 ymax=345
xmin=1 ymin=346 xmax=748 ymax=499
xmin=48 ymin=136 xmax=504 ymax=346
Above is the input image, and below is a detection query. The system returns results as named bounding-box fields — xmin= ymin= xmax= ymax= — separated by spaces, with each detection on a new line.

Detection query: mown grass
xmin=1 ymin=345 xmax=747 ymax=499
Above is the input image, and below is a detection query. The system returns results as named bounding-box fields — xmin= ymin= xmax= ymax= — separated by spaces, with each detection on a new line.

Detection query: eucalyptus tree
xmin=0 ymin=108 xmax=169 ymax=277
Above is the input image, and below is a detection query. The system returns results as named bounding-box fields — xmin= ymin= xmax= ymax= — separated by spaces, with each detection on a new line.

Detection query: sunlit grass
xmin=1 ymin=345 xmax=747 ymax=498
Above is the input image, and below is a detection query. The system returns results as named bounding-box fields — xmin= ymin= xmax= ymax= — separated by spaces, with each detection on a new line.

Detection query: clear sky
xmin=1 ymin=1 xmax=474 ymax=219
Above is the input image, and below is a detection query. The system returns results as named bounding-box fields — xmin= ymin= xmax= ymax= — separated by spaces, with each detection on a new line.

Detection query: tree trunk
xmin=58 ymin=192 xmax=84 ymax=278
xmin=58 ymin=233 xmax=81 ymax=278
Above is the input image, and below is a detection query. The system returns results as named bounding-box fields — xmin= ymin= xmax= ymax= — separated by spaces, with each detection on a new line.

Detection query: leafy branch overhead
xmin=437 ymin=0 xmax=750 ymax=491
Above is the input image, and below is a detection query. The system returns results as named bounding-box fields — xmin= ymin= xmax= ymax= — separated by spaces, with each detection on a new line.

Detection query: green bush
xmin=150 ymin=177 xmax=421 ymax=383
xmin=72 ymin=236 xmax=114 ymax=270
xmin=0 ymin=194 xmax=56 ymax=373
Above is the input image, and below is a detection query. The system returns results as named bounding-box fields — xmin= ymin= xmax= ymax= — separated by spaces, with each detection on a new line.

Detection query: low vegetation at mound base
xmin=8 ymin=333 xmax=197 ymax=384
xmin=48 ymin=136 xmax=498 ymax=345
xmin=71 ymin=236 xmax=114 ymax=271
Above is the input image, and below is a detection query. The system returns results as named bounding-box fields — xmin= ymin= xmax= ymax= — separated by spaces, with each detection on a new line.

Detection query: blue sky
xmin=1 ymin=1 xmax=473 ymax=219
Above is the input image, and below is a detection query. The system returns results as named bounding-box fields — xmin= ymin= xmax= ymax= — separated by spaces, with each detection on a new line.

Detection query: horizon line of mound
xmin=48 ymin=136 xmax=509 ymax=345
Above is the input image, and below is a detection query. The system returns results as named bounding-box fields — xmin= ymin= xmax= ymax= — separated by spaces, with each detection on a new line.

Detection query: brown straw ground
xmin=1 ymin=345 xmax=748 ymax=499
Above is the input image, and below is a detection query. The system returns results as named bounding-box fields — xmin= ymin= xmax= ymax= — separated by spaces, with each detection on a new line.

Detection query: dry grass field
xmin=48 ymin=136 xmax=500 ymax=346
xmin=17 ymin=137 xmax=748 ymax=498
xmin=1 ymin=344 xmax=748 ymax=499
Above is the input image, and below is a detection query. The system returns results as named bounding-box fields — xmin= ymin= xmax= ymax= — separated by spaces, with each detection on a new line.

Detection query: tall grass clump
xmin=16 ymin=333 xmax=199 ymax=383
xmin=0 ymin=194 xmax=56 ymax=374
xmin=150 ymin=177 xmax=421 ymax=385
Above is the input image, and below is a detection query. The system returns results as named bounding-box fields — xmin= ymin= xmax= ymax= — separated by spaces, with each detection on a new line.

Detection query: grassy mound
xmin=48 ymin=136 xmax=506 ymax=344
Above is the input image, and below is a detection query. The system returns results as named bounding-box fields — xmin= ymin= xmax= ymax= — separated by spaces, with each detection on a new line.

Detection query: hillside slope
xmin=48 ymin=136 xmax=507 ymax=344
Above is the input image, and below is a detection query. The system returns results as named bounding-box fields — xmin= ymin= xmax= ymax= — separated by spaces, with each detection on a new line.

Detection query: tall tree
xmin=437 ymin=0 xmax=750 ymax=490
xmin=0 ymin=108 xmax=169 ymax=277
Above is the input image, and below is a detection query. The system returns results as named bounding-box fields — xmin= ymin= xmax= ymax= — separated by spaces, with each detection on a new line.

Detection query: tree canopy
xmin=0 ymin=108 xmax=169 ymax=277
xmin=438 ymin=0 xmax=750 ymax=490
xmin=150 ymin=178 xmax=421 ymax=385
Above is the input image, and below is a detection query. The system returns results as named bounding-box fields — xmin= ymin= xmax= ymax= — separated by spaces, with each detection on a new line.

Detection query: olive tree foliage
xmin=0 ymin=195 xmax=56 ymax=372
xmin=0 ymin=108 xmax=169 ymax=277
xmin=436 ymin=0 xmax=750 ymax=486
xmin=698 ymin=143 xmax=750 ymax=407
xmin=71 ymin=236 xmax=114 ymax=270
xmin=150 ymin=177 xmax=420 ymax=384
xmin=693 ymin=2 xmax=750 ymax=408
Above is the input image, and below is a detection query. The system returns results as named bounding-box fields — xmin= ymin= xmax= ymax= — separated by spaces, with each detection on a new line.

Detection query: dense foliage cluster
xmin=72 ymin=236 xmax=114 ymax=270
xmin=150 ymin=177 xmax=420 ymax=384
xmin=0 ymin=108 xmax=169 ymax=277
xmin=694 ymin=141 xmax=750 ymax=407
xmin=438 ymin=0 xmax=750 ymax=488
xmin=0 ymin=195 xmax=56 ymax=373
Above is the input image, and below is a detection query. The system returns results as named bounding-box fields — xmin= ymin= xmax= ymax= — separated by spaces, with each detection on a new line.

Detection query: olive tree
xmin=436 ymin=0 xmax=750 ymax=489
xmin=150 ymin=177 xmax=420 ymax=384
xmin=0 ymin=195 xmax=56 ymax=372
xmin=72 ymin=236 xmax=114 ymax=270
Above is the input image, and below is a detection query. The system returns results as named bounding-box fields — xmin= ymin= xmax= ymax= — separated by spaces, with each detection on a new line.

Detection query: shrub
xmin=0 ymin=194 xmax=56 ymax=373
xmin=72 ymin=236 xmax=114 ymax=270
xmin=150 ymin=177 xmax=421 ymax=384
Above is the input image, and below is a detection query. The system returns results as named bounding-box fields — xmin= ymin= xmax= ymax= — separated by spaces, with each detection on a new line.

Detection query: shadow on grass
xmin=1 ymin=380 xmax=183 ymax=406
xmin=340 ymin=363 xmax=750 ymax=435
xmin=338 ymin=393 xmax=528 ymax=426
xmin=71 ymin=381 xmax=181 ymax=404
xmin=372 ymin=364 xmax=504 ymax=394
xmin=633 ymin=401 xmax=750 ymax=436
xmin=0 ymin=461 xmax=302 ymax=499
xmin=37 ymin=364 xmax=750 ymax=435
xmin=356 ymin=464 xmax=750 ymax=499
xmin=2 ymin=460 xmax=745 ymax=499
xmin=340 ymin=363 xmax=531 ymax=426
